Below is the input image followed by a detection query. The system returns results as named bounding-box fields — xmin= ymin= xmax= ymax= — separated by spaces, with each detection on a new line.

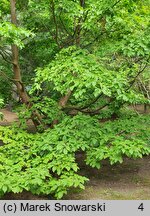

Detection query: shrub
xmin=0 ymin=113 xmax=149 ymax=198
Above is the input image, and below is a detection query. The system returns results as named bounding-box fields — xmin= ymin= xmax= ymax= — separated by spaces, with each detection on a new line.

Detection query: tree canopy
xmin=0 ymin=0 xmax=150 ymax=199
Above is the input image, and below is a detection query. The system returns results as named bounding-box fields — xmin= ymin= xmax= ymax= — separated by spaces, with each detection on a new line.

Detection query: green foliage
xmin=17 ymin=97 xmax=64 ymax=130
xmin=0 ymin=0 xmax=9 ymax=15
xmin=0 ymin=113 xmax=149 ymax=198
xmin=33 ymin=46 xmax=148 ymax=110
xmin=0 ymin=22 xmax=34 ymax=48
xmin=0 ymin=125 xmax=88 ymax=198
xmin=0 ymin=0 xmax=150 ymax=200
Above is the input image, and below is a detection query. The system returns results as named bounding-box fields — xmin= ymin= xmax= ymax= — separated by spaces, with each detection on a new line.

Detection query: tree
xmin=28 ymin=0 xmax=150 ymax=126
xmin=0 ymin=0 xmax=149 ymax=199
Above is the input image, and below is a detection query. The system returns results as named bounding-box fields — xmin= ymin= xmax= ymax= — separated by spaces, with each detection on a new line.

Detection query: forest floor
xmin=0 ymin=108 xmax=150 ymax=200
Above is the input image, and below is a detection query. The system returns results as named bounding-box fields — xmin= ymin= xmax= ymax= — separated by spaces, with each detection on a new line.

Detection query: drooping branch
xmin=81 ymin=103 xmax=109 ymax=115
xmin=81 ymin=96 xmax=114 ymax=115
xmin=62 ymin=102 xmax=109 ymax=116
xmin=62 ymin=96 xmax=111 ymax=116
xmin=81 ymin=93 xmax=103 ymax=110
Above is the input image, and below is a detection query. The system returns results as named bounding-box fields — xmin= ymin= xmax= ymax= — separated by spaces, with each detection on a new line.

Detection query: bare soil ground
xmin=0 ymin=108 xmax=36 ymax=132
xmin=64 ymin=156 xmax=150 ymax=200
xmin=0 ymin=108 xmax=150 ymax=200
xmin=0 ymin=108 xmax=18 ymax=124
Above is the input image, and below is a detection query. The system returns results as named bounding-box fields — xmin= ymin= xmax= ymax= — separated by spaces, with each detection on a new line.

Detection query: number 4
xmin=138 ymin=203 xmax=144 ymax=211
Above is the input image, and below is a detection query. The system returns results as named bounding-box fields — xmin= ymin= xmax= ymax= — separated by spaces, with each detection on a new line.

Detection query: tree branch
xmin=59 ymin=90 xmax=72 ymax=108
xmin=81 ymin=93 xmax=103 ymax=110
xmin=81 ymin=103 xmax=109 ymax=115
xmin=63 ymin=98 xmax=111 ymax=116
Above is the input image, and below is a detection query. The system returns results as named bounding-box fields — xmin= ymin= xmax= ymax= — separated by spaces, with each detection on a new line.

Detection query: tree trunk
xmin=10 ymin=0 xmax=30 ymax=104
xmin=10 ymin=0 xmax=42 ymax=128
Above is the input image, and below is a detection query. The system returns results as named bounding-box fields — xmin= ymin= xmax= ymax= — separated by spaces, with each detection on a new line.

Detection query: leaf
xmin=2 ymin=185 xmax=7 ymax=193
